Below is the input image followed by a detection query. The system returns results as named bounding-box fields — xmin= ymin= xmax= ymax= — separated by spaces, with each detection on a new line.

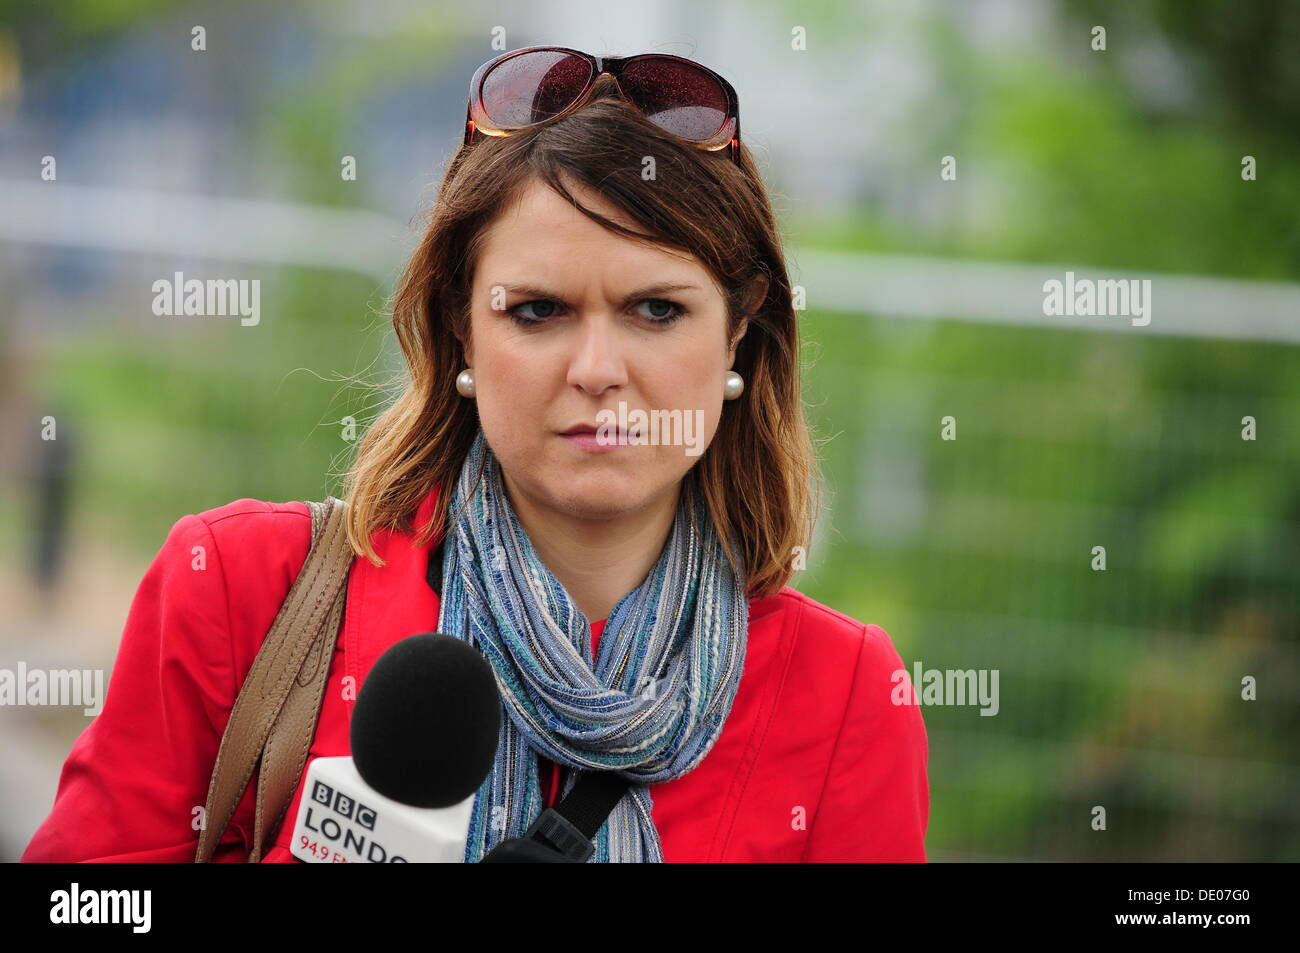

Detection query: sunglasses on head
xmin=464 ymin=46 xmax=742 ymax=166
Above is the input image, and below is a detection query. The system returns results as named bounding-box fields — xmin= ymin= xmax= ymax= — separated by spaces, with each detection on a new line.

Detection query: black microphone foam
xmin=350 ymin=632 xmax=501 ymax=808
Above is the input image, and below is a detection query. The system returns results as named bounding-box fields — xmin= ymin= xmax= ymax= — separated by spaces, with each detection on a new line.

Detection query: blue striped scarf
xmin=437 ymin=428 xmax=749 ymax=862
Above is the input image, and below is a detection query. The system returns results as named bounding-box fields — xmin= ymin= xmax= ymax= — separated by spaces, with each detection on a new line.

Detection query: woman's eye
xmin=633 ymin=299 xmax=685 ymax=324
xmin=507 ymin=297 xmax=685 ymax=326
xmin=509 ymin=299 xmax=563 ymax=324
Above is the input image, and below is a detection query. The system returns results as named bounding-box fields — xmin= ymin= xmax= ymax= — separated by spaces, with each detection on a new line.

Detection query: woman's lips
xmin=558 ymin=429 xmax=630 ymax=452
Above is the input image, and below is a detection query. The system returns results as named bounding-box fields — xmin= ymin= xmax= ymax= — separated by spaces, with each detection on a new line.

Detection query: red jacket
xmin=22 ymin=487 xmax=929 ymax=862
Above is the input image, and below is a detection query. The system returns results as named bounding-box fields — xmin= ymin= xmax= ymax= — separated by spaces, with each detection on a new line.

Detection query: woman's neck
xmin=501 ymin=473 xmax=680 ymax=624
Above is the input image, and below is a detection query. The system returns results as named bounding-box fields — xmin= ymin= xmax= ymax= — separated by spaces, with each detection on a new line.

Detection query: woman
xmin=23 ymin=48 xmax=928 ymax=862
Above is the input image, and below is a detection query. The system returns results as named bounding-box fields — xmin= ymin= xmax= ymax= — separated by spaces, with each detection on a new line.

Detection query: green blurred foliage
xmin=0 ymin=0 xmax=174 ymax=47
xmin=39 ymin=267 xmax=392 ymax=553
xmin=785 ymin=0 xmax=1300 ymax=860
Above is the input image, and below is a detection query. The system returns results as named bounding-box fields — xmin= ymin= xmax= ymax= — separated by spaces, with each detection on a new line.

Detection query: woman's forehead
xmin=483 ymin=180 xmax=645 ymax=249
xmin=472 ymin=177 xmax=724 ymax=298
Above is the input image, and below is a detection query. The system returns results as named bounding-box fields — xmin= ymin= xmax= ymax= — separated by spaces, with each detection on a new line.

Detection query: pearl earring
xmin=456 ymin=368 xmax=476 ymax=398
xmin=723 ymin=371 xmax=744 ymax=400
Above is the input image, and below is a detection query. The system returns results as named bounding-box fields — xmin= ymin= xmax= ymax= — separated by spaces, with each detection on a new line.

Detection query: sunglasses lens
xmin=619 ymin=57 xmax=730 ymax=141
xmin=480 ymin=50 xmax=592 ymax=128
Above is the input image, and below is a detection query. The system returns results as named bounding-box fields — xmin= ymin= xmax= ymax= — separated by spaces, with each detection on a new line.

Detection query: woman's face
xmin=463 ymin=176 xmax=750 ymax=522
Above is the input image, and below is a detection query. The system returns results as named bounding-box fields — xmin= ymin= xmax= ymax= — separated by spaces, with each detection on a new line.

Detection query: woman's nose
xmin=565 ymin=316 xmax=628 ymax=394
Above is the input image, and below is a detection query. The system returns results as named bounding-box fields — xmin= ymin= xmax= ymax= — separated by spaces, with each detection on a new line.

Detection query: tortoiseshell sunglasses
xmin=463 ymin=46 xmax=742 ymax=166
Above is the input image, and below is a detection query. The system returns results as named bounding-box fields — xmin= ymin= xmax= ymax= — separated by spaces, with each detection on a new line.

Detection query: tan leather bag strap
xmin=194 ymin=496 xmax=353 ymax=863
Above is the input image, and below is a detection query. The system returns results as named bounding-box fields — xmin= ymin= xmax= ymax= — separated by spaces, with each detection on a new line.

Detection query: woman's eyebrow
xmin=622 ymin=283 xmax=703 ymax=304
xmin=500 ymin=282 xmax=702 ymax=308
xmin=499 ymin=284 xmax=562 ymax=302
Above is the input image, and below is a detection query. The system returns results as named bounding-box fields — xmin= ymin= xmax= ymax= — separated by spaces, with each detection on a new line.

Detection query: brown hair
xmin=339 ymin=76 xmax=824 ymax=598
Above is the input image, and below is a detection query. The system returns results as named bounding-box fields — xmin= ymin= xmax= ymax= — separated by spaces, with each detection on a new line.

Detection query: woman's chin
xmin=540 ymin=474 xmax=658 ymax=519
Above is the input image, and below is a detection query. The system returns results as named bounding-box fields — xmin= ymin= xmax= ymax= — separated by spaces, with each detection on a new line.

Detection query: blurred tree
xmin=1061 ymin=0 xmax=1300 ymax=144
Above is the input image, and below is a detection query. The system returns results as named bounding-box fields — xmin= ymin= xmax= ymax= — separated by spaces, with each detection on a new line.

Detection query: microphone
xmin=289 ymin=632 xmax=501 ymax=863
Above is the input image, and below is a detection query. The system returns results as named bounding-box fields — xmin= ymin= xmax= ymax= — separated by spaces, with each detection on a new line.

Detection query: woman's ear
xmin=727 ymin=318 xmax=748 ymax=368
xmin=744 ymin=274 xmax=769 ymax=316
xmin=728 ymin=274 xmax=767 ymax=357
